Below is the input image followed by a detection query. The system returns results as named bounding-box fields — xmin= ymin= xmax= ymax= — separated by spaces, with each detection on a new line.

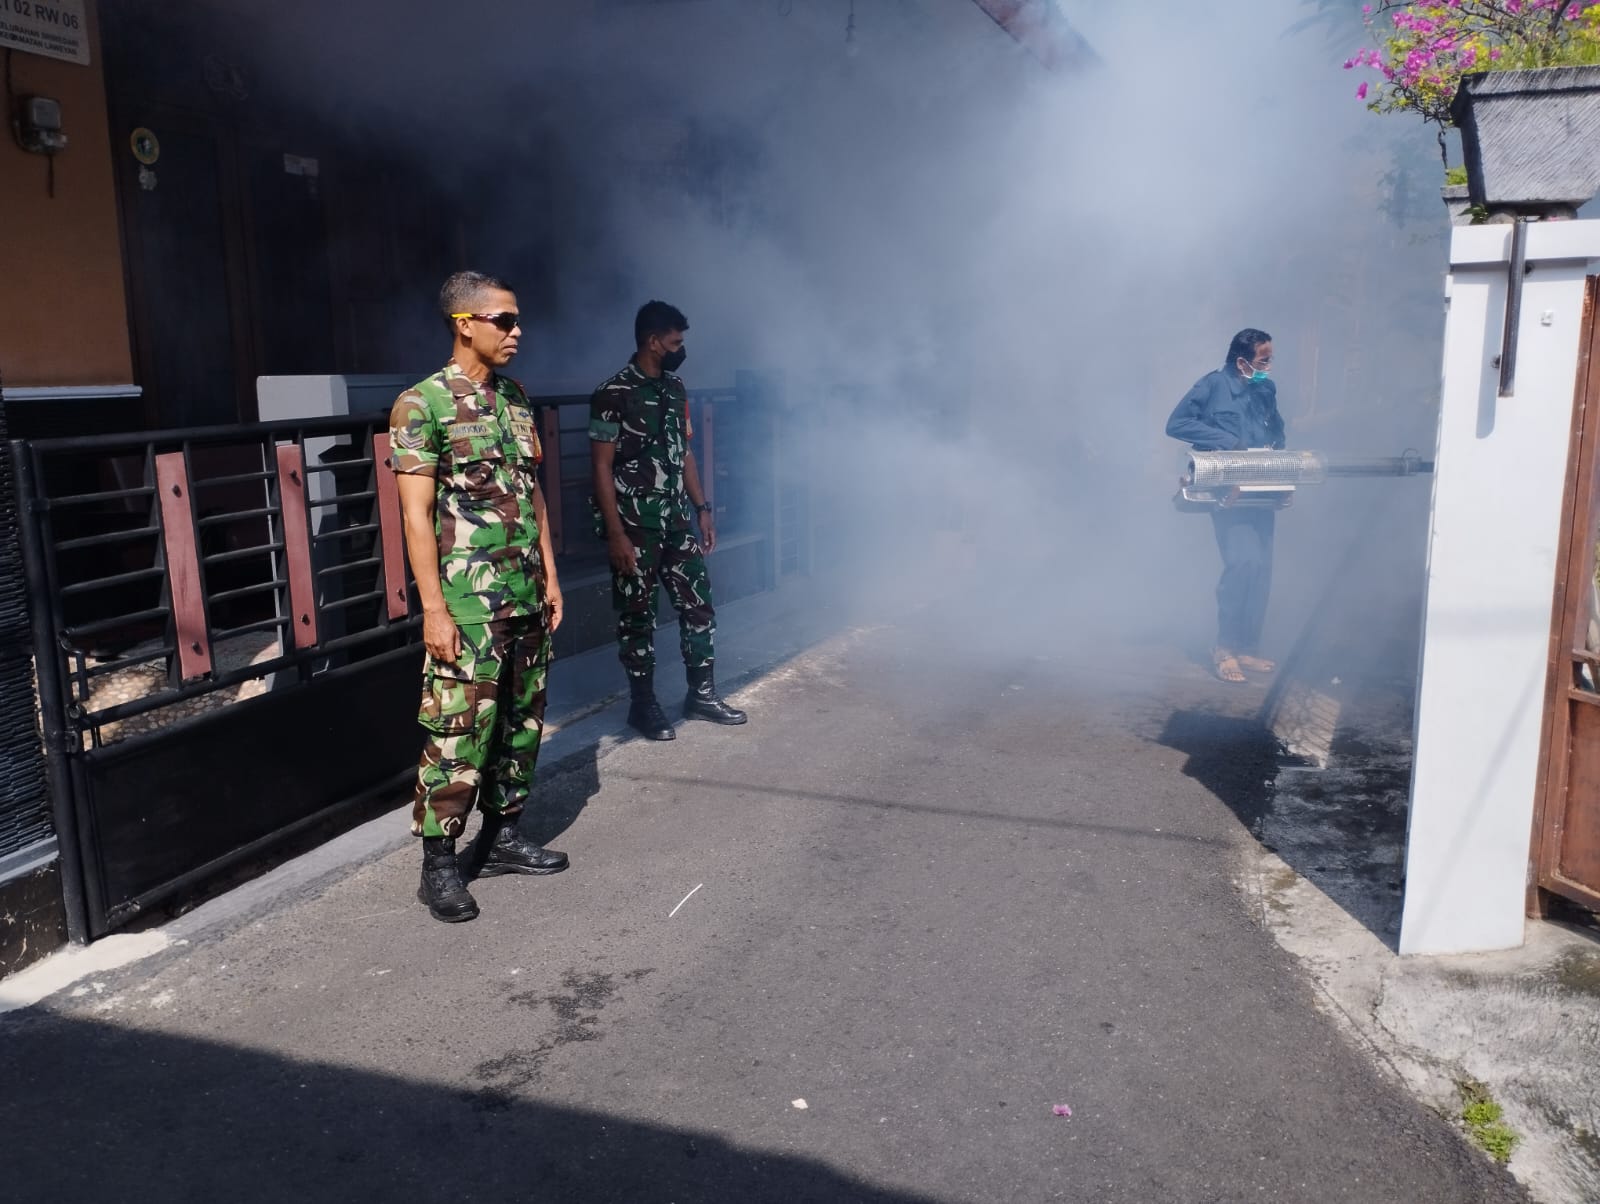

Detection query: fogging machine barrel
xmin=1177 ymin=448 xmax=1433 ymax=511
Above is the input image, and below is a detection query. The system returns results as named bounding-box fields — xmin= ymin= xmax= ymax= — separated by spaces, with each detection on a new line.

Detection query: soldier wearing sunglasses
xmin=389 ymin=271 xmax=568 ymax=923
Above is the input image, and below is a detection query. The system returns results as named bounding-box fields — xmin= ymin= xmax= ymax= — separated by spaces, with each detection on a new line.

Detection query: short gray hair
xmin=439 ymin=271 xmax=514 ymax=321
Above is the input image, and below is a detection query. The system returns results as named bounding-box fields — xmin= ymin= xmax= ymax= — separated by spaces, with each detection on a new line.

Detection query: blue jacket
xmin=1165 ymin=368 xmax=1286 ymax=451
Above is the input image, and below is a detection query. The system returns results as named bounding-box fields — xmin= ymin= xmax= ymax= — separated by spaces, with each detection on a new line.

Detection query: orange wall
xmin=0 ymin=0 xmax=132 ymax=388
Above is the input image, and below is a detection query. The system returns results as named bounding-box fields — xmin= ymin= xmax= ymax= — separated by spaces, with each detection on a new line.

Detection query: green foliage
xmin=1457 ymin=1079 xmax=1521 ymax=1166
xmin=1444 ymin=164 xmax=1467 ymax=186
xmin=1350 ymin=1 xmax=1600 ymax=131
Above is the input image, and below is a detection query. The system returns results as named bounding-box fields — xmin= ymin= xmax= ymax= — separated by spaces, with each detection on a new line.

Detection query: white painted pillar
xmin=1402 ymin=221 xmax=1600 ymax=955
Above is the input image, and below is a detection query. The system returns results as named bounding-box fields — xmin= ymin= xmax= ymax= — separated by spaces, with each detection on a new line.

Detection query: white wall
xmin=1402 ymin=222 xmax=1600 ymax=956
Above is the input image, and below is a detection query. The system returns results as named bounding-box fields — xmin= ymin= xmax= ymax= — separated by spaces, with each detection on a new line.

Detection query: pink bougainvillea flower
xmin=1357 ymin=80 xmax=1371 ymax=98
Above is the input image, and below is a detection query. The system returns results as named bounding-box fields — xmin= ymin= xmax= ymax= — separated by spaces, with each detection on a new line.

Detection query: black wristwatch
xmin=695 ymin=502 xmax=712 ymax=515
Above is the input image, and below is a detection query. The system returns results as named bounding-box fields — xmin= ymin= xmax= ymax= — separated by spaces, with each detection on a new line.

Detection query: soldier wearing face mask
xmin=1165 ymin=327 xmax=1287 ymax=684
xmin=589 ymin=300 xmax=747 ymax=738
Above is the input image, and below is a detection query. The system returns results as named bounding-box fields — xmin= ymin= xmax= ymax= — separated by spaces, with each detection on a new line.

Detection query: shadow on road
xmin=0 ymin=1012 xmax=943 ymax=1204
xmin=607 ymin=768 xmax=1231 ymax=848
xmin=1155 ymin=707 xmax=1280 ymax=838
xmin=522 ymin=741 xmax=604 ymax=848
xmin=1155 ymin=703 xmax=1408 ymax=952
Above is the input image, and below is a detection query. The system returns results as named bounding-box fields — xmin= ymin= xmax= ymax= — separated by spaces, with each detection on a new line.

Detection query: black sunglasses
xmin=450 ymin=311 xmax=521 ymax=333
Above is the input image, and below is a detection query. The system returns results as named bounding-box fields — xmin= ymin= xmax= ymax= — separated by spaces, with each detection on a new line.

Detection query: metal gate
xmin=1532 ymin=276 xmax=1600 ymax=916
xmin=0 ymin=384 xmax=51 ymax=867
xmin=11 ymin=414 xmax=425 ymax=941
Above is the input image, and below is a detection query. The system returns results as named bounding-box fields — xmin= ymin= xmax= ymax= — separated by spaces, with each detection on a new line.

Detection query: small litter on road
xmin=669 ymin=883 xmax=705 ymax=918
xmin=792 ymin=1099 xmax=809 ymax=1110
xmin=1052 ymin=1104 xmax=1073 ymax=1118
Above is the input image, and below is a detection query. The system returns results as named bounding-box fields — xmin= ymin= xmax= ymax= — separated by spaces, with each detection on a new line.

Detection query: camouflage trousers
xmin=410 ymin=615 xmax=550 ymax=839
xmin=613 ymin=522 xmax=715 ymax=679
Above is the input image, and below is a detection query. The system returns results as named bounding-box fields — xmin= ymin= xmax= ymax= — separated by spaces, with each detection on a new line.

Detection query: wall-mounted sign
xmin=130 ymin=127 xmax=159 ymax=166
xmin=0 ymin=0 xmax=90 ymax=66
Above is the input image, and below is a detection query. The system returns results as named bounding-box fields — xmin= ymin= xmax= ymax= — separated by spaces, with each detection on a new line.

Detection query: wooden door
xmin=1532 ymin=275 xmax=1600 ymax=916
xmin=112 ymin=105 xmax=254 ymax=428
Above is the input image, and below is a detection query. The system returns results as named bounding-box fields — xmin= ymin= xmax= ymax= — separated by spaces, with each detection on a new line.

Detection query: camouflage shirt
xmin=589 ymin=359 xmax=693 ymax=531
xmin=389 ymin=362 xmax=545 ymax=625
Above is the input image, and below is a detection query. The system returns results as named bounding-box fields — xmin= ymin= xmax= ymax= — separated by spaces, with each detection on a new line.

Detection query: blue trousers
xmin=1211 ymin=508 xmax=1274 ymax=654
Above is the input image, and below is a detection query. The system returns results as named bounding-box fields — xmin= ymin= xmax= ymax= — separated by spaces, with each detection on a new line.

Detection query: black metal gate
xmin=0 ymin=386 xmax=52 ymax=868
xmin=11 ymin=414 xmax=425 ymax=941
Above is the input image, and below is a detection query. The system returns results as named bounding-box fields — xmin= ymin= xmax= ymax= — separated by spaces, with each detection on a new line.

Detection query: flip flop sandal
xmin=1213 ymin=650 xmax=1247 ymax=684
xmin=1236 ymin=655 xmax=1276 ymax=673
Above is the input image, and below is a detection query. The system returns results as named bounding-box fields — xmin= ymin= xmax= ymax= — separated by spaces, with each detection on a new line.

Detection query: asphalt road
xmin=0 ymin=618 xmax=1526 ymax=1203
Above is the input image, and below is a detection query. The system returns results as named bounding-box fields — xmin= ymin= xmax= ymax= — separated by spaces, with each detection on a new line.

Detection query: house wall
xmin=1402 ymin=220 xmax=1600 ymax=955
xmin=0 ymin=0 xmax=133 ymax=389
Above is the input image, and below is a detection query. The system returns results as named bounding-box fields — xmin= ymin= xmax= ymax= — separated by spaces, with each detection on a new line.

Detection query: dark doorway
xmin=110 ymin=104 xmax=253 ymax=428
xmin=241 ymin=138 xmax=335 ymax=379
xmin=100 ymin=5 xmax=341 ymax=429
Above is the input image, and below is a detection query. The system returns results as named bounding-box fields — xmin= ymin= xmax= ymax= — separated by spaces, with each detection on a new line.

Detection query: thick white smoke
xmin=242 ymin=0 xmax=1449 ymax=668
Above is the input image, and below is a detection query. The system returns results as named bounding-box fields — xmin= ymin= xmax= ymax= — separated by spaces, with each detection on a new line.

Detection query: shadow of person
xmin=1156 ymin=708 xmax=1281 ymax=838
xmin=1155 ymin=706 xmax=1405 ymax=953
xmin=0 ymin=1013 xmax=944 ymax=1204
xmin=519 ymin=740 xmax=602 ymax=848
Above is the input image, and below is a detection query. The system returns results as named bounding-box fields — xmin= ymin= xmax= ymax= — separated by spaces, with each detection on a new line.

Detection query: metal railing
xmin=15 ymin=414 xmax=421 ymax=750
xmin=0 ymin=374 xmax=51 ymax=864
xmin=7 ymin=377 xmax=797 ymax=943
xmin=12 ymin=413 xmax=421 ymax=940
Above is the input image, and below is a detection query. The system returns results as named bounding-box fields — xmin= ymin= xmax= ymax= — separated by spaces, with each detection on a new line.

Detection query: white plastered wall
xmin=1402 ymin=221 xmax=1600 ymax=956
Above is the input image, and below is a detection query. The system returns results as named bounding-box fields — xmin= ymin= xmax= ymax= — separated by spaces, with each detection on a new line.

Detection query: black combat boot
xmin=418 ymin=837 xmax=479 ymax=923
xmin=684 ymin=665 xmax=747 ymax=725
xmin=627 ymin=671 xmax=675 ymax=740
xmin=459 ymin=811 xmax=569 ymax=879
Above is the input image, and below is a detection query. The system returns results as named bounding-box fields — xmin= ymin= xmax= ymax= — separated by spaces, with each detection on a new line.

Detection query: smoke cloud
xmin=237 ymin=0 xmax=1449 ymax=672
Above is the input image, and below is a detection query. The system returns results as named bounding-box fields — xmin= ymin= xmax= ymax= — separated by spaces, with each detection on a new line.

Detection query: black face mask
xmin=660 ymin=346 xmax=687 ymax=373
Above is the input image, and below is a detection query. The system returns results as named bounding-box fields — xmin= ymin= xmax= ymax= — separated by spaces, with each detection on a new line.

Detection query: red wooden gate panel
xmin=1532 ymin=276 xmax=1600 ymax=915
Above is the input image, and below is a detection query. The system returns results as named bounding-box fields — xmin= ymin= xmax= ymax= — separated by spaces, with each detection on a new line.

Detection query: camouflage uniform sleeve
xmin=589 ymin=383 xmax=622 ymax=443
xmin=389 ymin=389 xmax=440 ymax=475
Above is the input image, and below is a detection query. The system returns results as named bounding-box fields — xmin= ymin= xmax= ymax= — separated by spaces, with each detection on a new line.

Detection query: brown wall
xmin=0 ymin=0 xmax=132 ymax=388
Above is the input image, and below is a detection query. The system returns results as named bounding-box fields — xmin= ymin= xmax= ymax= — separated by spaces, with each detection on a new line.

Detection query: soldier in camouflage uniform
xmin=390 ymin=270 xmax=568 ymax=923
xmin=590 ymin=301 xmax=747 ymax=739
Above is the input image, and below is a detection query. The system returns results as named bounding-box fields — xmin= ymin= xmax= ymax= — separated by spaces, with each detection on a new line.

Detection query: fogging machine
xmin=1174 ymin=449 xmax=1433 ymax=511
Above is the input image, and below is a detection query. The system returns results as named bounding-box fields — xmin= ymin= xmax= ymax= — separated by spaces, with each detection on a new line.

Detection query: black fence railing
xmin=12 ymin=414 xmax=423 ymax=940
xmin=4 ymin=376 xmax=805 ymax=947
xmin=17 ymin=415 xmax=421 ymax=748
xmin=0 ymin=376 xmax=52 ymax=865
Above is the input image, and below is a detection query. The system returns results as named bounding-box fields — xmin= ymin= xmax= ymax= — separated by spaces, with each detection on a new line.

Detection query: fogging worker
xmin=1165 ymin=327 xmax=1286 ymax=684
xmin=390 ymin=271 xmax=569 ymax=924
xmin=589 ymin=300 xmax=747 ymax=738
